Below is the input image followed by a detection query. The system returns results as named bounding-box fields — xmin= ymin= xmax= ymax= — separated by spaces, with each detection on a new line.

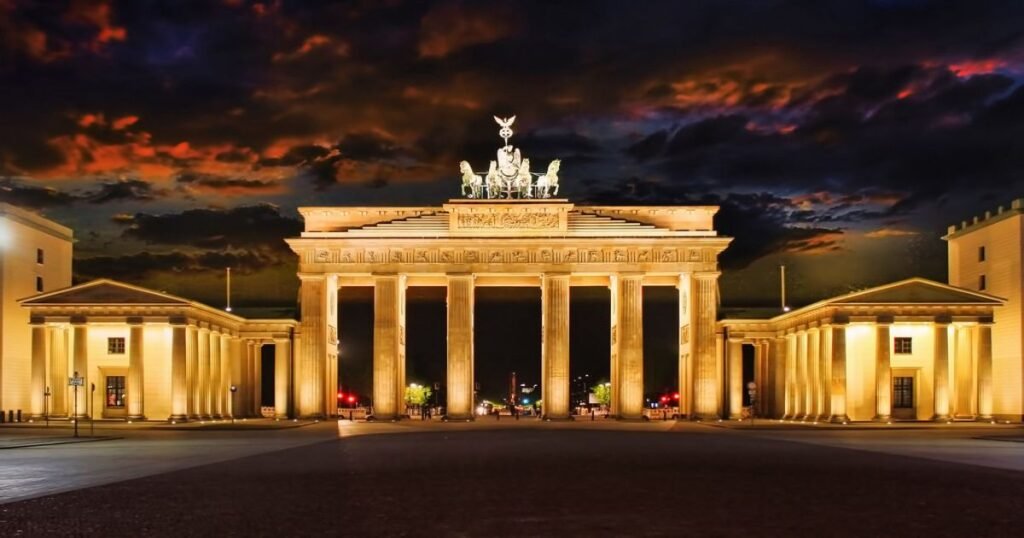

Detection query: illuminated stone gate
xmin=286 ymin=200 xmax=731 ymax=420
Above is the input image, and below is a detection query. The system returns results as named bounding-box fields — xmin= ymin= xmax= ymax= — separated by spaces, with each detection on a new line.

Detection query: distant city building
xmin=946 ymin=199 xmax=1024 ymax=421
xmin=0 ymin=204 xmax=72 ymax=416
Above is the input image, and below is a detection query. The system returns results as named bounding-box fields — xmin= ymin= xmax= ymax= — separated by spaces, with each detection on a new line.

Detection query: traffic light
xmin=673 ymin=392 xmax=680 ymax=400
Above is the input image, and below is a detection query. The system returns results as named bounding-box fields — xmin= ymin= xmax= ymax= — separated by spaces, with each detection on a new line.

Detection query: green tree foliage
xmin=405 ymin=384 xmax=432 ymax=406
xmin=591 ymin=383 xmax=611 ymax=407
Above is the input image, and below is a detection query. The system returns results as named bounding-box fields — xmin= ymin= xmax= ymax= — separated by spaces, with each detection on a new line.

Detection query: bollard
xmin=17 ymin=409 xmax=22 ymax=422
xmin=348 ymin=410 xmax=353 ymax=421
xmin=8 ymin=409 xmax=14 ymax=423
xmin=0 ymin=409 xmax=5 ymax=423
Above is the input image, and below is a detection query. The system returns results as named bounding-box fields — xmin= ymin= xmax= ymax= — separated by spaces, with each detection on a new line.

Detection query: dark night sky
xmin=4 ymin=1 xmax=1024 ymax=398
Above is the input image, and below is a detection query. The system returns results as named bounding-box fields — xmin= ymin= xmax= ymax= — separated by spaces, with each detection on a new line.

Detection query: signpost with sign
xmin=746 ymin=381 xmax=758 ymax=425
xmin=69 ymin=372 xmax=84 ymax=438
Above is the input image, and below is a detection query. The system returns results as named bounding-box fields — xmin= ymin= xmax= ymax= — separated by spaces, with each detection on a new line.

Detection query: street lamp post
xmin=230 ymin=385 xmax=238 ymax=424
xmin=44 ymin=386 xmax=51 ymax=428
xmin=90 ymin=382 xmax=95 ymax=437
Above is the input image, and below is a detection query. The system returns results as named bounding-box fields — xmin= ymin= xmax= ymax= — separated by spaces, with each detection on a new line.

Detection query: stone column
xmin=677 ymin=273 xmax=693 ymax=418
xmin=953 ymin=325 xmax=974 ymax=418
xmin=609 ymin=275 xmax=620 ymax=416
xmin=932 ymin=319 xmax=951 ymax=421
xmin=373 ymin=274 xmax=406 ymax=420
xmin=727 ymin=337 xmax=743 ymax=419
xmin=818 ymin=325 xmax=831 ymax=420
xmin=253 ymin=343 xmax=263 ymax=417
xmin=72 ymin=320 xmax=88 ymax=418
xmin=542 ymin=273 xmax=571 ymax=420
xmin=446 ymin=274 xmax=475 ymax=420
xmin=30 ymin=321 xmax=47 ymax=418
xmin=127 ymin=320 xmax=145 ymax=420
xmin=275 ymin=338 xmax=291 ymax=419
xmin=49 ymin=326 xmax=68 ymax=417
xmin=692 ymin=272 xmax=720 ymax=420
xmin=784 ymin=332 xmax=796 ymax=419
xmin=874 ymin=319 xmax=892 ymax=421
xmin=772 ymin=336 xmax=786 ymax=419
xmin=614 ymin=274 xmax=644 ymax=420
xmin=298 ymin=274 xmax=328 ymax=419
xmin=221 ymin=334 xmax=231 ymax=418
xmin=197 ymin=326 xmax=210 ymax=418
xmin=239 ymin=341 xmax=251 ymax=418
xmin=794 ymin=329 xmax=806 ymax=419
xmin=807 ymin=328 xmax=820 ymax=420
xmin=186 ymin=324 xmax=198 ymax=419
xmin=829 ymin=322 xmax=849 ymax=423
xmin=753 ymin=342 xmax=764 ymax=417
xmin=229 ymin=337 xmax=242 ymax=418
xmin=977 ymin=321 xmax=993 ymax=420
xmin=170 ymin=320 xmax=188 ymax=421
xmin=210 ymin=331 xmax=222 ymax=419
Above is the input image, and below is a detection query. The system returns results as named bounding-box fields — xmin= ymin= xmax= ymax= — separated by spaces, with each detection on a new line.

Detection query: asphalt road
xmin=2 ymin=424 xmax=1024 ymax=537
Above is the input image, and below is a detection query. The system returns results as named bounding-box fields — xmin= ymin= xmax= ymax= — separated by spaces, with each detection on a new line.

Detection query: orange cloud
xmin=64 ymin=0 xmax=127 ymax=52
xmin=419 ymin=1 xmax=519 ymax=58
xmin=865 ymin=228 xmax=919 ymax=239
xmin=112 ymin=115 xmax=138 ymax=130
xmin=272 ymin=34 xmax=349 ymax=62
xmin=949 ymin=58 xmax=1006 ymax=78
xmin=784 ymin=231 xmax=844 ymax=255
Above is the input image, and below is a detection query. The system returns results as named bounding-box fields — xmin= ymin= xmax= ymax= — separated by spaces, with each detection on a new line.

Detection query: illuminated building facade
xmin=946 ymin=199 xmax=1024 ymax=421
xmin=0 ymin=204 xmax=73 ymax=417
xmin=21 ymin=279 xmax=296 ymax=421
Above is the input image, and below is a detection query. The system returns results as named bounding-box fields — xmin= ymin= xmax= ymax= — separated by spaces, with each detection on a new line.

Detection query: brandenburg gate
xmin=285 ymin=117 xmax=731 ymax=420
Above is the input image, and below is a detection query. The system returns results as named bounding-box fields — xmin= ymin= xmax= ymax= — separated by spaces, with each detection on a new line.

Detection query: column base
xmin=728 ymin=413 xmax=743 ymax=420
xmin=932 ymin=414 xmax=951 ymax=422
xmin=977 ymin=415 xmax=994 ymax=422
xmin=829 ymin=415 xmax=850 ymax=424
xmin=127 ymin=415 xmax=146 ymax=421
xmin=168 ymin=415 xmax=188 ymax=422
xmin=874 ymin=414 xmax=891 ymax=422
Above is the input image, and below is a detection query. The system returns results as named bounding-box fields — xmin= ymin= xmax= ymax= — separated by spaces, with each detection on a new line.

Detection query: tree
xmin=591 ymin=382 xmax=611 ymax=407
xmin=405 ymin=384 xmax=432 ymax=406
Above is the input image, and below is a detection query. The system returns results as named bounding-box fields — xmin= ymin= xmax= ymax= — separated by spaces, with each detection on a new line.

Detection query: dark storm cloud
xmin=0 ymin=179 xmax=76 ymax=208
xmin=85 ymin=178 xmax=165 ymax=204
xmin=75 ymin=249 xmax=279 ymax=280
xmin=117 ymin=204 xmax=301 ymax=251
xmin=175 ymin=172 xmax=278 ymax=192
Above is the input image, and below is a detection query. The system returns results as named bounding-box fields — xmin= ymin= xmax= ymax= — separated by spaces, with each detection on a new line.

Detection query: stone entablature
xmin=444 ymin=199 xmax=570 ymax=233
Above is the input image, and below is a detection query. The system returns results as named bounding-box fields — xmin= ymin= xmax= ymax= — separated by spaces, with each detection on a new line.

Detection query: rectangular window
xmin=978 ymin=246 xmax=986 ymax=262
xmin=107 ymin=337 xmax=126 ymax=354
xmin=979 ymin=274 xmax=987 ymax=291
xmin=894 ymin=337 xmax=912 ymax=354
xmin=106 ymin=376 xmax=126 ymax=408
xmin=36 ymin=248 xmax=44 ymax=264
xmin=35 ymin=276 xmax=43 ymax=292
xmin=893 ymin=376 xmax=914 ymax=409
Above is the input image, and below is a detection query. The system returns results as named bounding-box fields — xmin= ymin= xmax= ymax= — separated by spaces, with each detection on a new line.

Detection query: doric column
xmin=221 ymin=334 xmax=231 ymax=418
xmin=250 ymin=342 xmax=260 ymax=418
xmin=817 ymin=325 xmax=831 ymax=420
xmin=275 ymin=338 xmax=292 ymax=419
xmin=614 ymin=274 xmax=644 ymax=420
xmin=298 ymin=274 xmax=330 ymax=419
xmin=807 ymin=327 xmax=820 ymax=419
xmin=239 ymin=340 xmax=251 ymax=417
xmin=197 ymin=326 xmax=210 ymax=418
xmin=186 ymin=324 xmax=198 ymax=418
xmin=127 ymin=320 xmax=145 ymax=420
xmin=49 ymin=326 xmax=68 ymax=417
xmin=446 ymin=274 xmax=475 ymax=420
xmin=794 ymin=329 xmax=807 ymax=419
xmin=784 ymin=332 xmax=796 ymax=418
xmin=30 ymin=321 xmax=47 ymax=418
xmin=829 ymin=322 xmax=849 ymax=423
xmin=753 ymin=341 xmax=765 ymax=416
xmin=772 ymin=336 xmax=786 ymax=418
xmin=976 ymin=320 xmax=993 ymax=420
xmin=932 ymin=318 xmax=951 ymax=421
xmin=170 ymin=319 xmax=188 ymax=421
xmin=72 ymin=320 xmax=88 ymax=418
xmin=953 ymin=325 xmax=974 ymax=418
xmin=542 ymin=273 xmax=571 ymax=420
xmin=228 ymin=337 xmax=242 ymax=418
xmin=692 ymin=272 xmax=720 ymax=420
xmin=210 ymin=330 xmax=222 ymax=418
xmin=677 ymin=273 xmax=693 ymax=418
xmin=874 ymin=318 xmax=892 ymax=421
xmin=373 ymin=274 xmax=406 ymax=420
xmin=727 ymin=337 xmax=743 ymax=419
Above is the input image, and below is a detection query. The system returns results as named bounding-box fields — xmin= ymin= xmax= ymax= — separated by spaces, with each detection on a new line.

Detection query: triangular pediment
xmin=21 ymin=279 xmax=191 ymax=306
xmin=831 ymin=278 xmax=1002 ymax=305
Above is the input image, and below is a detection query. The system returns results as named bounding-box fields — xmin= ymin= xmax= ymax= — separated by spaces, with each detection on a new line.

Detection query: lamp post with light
xmin=230 ymin=385 xmax=238 ymax=423
xmin=44 ymin=386 xmax=51 ymax=428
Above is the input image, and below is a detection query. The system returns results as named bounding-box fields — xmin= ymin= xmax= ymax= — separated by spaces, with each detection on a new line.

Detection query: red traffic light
xmin=337 ymin=391 xmax=344 ymax=400
xmin=347 ymin=395 xmax=356 ymax=403
xmin=673 ymin=392 xmax=680 ymax=400
xmin=660 ymin=396 xmax=668 ymax=403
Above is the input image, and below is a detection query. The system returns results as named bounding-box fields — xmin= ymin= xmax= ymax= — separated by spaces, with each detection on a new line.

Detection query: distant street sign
xmin=69 ymin=376 xmax=84 ymax=387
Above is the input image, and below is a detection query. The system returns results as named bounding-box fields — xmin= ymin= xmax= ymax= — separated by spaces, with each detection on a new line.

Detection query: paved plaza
xmin=1 ymin=420 xmax=1023 ymax=536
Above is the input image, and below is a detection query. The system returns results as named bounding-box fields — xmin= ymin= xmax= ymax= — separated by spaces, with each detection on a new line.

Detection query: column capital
xmin=727 ymin=336 xmax=744 ymax=344
xmin=876 ymin=315 xmax=894 ymax=325
xmin=70 ymin=315 xmax=88 ymax=325
xmin=29 ymin=316 xmax=46 ymax=326
xmin=693 ymin=271 xmax=721 ymax=281
xmin=298 ymin=273 xmax=327 ymax=282
xmin=977 ymin=316 xmax=994 ymax=325
xmin=933 ymin=315 xmax=952 ymax=326
xmin=127 ymin=316 xmax=144 ymax=326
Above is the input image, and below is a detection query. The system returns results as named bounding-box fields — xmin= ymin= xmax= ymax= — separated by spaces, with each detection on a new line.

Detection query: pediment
xmin=831 ymin=278 xmax=1002 ymax=305
xmin=21 ymin=279 xmax=191 ymax=306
